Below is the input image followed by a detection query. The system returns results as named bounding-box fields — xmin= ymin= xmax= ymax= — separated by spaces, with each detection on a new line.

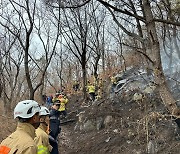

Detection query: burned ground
xmin=0 ymin=84 xmax=180 ymax=154
xmin=58 ymin=91 xmax=180 ymax=154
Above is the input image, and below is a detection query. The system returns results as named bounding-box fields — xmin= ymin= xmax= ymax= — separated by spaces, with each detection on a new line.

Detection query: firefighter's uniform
xmin=0 ymin=122 xmax=37 ymax=154
xmin=110 ymin=76 xmax=117 ymax=93
xmin=35 ymin=124 xmax=52 ymax=154
xmin=59 ymin=97 xmax=68 ymax=112
xmin=87 ymin=85 xmax=96 ymax=101
xmin=58 ymin=96 xmax=68 ymax=117
xmin=49 ymin=107 xmax=61 ymax=154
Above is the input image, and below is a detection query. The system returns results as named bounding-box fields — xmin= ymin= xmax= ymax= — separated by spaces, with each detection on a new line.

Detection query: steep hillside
xmin=58 ymin=91 xmax=180 ymax=154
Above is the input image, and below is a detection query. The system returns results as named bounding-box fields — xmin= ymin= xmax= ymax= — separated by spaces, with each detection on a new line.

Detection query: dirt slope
xmin=58 ymin=92 xmax=180 ymax=154
xmin=1 ymin=92 xmax=180 ymax=154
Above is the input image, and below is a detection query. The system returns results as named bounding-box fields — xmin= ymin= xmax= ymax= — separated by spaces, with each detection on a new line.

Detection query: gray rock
xmin=104 ymin=116 xmax=113 ymax=127
xmin=83 ymin=119 xmax=96 ymax=131
xmin=96 ymin=117 xmax=104 ymax=130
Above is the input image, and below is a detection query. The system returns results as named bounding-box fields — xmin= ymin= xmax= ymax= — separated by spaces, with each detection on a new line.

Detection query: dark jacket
xmin=49 ymin=109 xmax=61 ymax=140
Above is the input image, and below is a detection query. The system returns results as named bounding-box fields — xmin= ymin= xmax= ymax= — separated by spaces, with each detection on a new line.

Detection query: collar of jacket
xmin=17 ymin=122 xmax=36 ymax=139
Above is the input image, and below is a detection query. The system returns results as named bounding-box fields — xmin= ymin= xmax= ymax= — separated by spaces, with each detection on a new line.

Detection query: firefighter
xmin=52 ymin=93 xmax=60 ymax=103
xmin=49 ymin=100 xmax=61 ymax=154
xmin=0 ymin=100 xmax=41 ymax=154
xmin=73 ymin=80 xmax=80 ymax=92
xmin=59 ymin=94 xmax=69 ymax=118
xmin=35 ymin=106 xmax=52 ymax=154
xmin=87 ymin=83 xmax=96 ymax=101
xmin=110 ymin=75 xmax=117 ymax=93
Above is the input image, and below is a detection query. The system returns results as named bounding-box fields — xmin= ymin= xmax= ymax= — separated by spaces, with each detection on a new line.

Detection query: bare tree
xmin=0 ymin=0 xmax=61 ymax=100
xmin=37 ymin=0 xmax=180 ymax=114
xmin=0 ymin=30 xmax=25 ymax=114
xmin=60 ymin=3 xmax=96 ymax=99
xmin=0 ymin=0 xmax=38 ymax=99
xmin=96 ymin=0 xmax=180 ymax=114
xmin=33 ymin=2 xmax=61 ymax=99
xmin=87 ymin=2 xmax=106 ymax=82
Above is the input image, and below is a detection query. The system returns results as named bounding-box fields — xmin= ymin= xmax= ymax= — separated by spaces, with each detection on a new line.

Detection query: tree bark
xmin=142 ymin=0 xmax=177 ymax=114
xmin=81 ymin=49 xmax=87 ymax=100
xmin=82 ymin=65 xmax=87 ymax=100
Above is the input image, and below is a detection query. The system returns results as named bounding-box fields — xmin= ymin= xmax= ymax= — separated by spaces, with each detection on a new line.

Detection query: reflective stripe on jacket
xmin=35 ymin=124 xmax=52 ymax=154
xmin=0 ymin=122 xmax=37 ymax=154
xmin=37 ymin=145 xmax=49 ymax=154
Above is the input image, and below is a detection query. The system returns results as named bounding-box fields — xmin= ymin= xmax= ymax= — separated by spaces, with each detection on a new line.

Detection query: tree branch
xmin=48 ymin=0 xmax=91 ymax=9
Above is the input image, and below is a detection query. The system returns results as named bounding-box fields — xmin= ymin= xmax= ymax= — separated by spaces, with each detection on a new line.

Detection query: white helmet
xmin=14 ymin=100 xmax=41 ymax=119
xmin=55 ymin=92 xmax=60 ymax=96
xmin=39 ymin=106 xmax=50 ymax=116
